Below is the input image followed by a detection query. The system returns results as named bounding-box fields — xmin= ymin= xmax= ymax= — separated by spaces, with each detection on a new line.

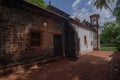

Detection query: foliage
xmin=92 ymin=0 xmax=115 ymax=13
xmin=91 ymin=0 xmax=120 ymax=50
xmin=116 ymin=35 xmax=120 ymax=43
xmin=100 ymin=21 xmax=117 ymax=44
xmin=27 ymin=0 xmax=48 ymax=8
xmin=100 ymin=21 xmax=120 ymax=50
xmin=116 ymin=35 xmax=120 ymax=50
xmin=92 ymin=0 xmax=120 ymax=22
xmin=100 ymin=46 xmax=118 ymax=51
xmin=114 ymin=0 xmax=120 ymax=22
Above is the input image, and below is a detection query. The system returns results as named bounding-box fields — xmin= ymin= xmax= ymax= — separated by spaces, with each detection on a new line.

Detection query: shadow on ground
xmin=109 ymin=51 xmax=120 ymax=80
xmin=1 ymin=51 xmax=120 ymax=80
xmin=23 ymin=52 xmax=111 ymax=80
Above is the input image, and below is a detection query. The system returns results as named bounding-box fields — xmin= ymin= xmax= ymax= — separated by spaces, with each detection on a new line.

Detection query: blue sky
xmin=45 ymin=0 xmax=116 ymax=25
xmin=45 ymin=0 xmax=74 ymax=15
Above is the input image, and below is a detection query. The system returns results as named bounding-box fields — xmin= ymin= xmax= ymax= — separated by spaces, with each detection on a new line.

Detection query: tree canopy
xmin=92 ymin=0 xmax=115 ymax=13
xmin=27 ymin=0 xmax=48 ymax=8
xmin=100 ymin=21 xmax=120 ymax=44
xmin=92 ymin=0 xmax=120 ymax=22
xmin=114 ymin=0 xmax=120 ymax=22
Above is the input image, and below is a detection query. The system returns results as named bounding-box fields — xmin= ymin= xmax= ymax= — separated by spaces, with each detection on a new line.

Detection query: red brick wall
xmin=0 ymin=2 xmax=64 ymax=64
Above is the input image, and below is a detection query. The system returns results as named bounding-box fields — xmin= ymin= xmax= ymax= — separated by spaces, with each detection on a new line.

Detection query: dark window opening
xmin=30 ymin=32 xmax=41 ymax=46
xmin=84 ymin=35 xmax=88 ymax=47
xmin=91 ymin=41 xmax=93 ymax=46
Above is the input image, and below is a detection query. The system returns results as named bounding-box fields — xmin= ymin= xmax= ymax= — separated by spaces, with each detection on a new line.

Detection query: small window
xmin=30 ymin=32 xmax=41 ymax=46
xmin=84 ymin=35 xmax=88 ymax=47
xmin=93 ymin=18 xmax=96 ymax=25
xmin=91 ymin=41 xmax=93 ymax=46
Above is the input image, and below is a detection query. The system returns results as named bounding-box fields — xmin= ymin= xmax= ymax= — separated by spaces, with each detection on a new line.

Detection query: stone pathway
xmin=0 ymin=51 xmax=120 ymax=80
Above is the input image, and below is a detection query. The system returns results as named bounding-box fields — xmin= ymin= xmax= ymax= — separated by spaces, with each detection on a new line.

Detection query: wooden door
xmin=54 ymin=35 xmax=63 ymax=56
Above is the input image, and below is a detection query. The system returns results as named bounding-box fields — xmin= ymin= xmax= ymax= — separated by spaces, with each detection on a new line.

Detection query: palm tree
xmin=92 ymin=0 xmax=115 ymax=14
xmin=114 ymin=0 xmax=120 ymax=22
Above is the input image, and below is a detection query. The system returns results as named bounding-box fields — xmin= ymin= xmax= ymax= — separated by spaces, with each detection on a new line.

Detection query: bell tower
xmin=90 ymin=14 xmax=100 ymax=50
xmin=90 ymin=14 xmax=100 ymax=26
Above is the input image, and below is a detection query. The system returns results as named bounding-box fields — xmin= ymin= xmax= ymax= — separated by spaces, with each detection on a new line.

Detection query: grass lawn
xmin=100 ymin=44 xmax=118 ymax=51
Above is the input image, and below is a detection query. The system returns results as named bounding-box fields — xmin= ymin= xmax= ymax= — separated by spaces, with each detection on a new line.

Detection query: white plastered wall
xmin=72 ymin=24 xmax=94 ymax=53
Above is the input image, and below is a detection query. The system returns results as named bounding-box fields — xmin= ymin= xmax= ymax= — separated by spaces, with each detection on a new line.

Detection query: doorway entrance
xmin=54 ymin=35 xmax=63 ymax=56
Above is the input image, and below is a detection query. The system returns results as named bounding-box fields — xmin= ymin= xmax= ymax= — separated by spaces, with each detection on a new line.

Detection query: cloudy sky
xmin=45 ymin=0 xmax=116 ymax=25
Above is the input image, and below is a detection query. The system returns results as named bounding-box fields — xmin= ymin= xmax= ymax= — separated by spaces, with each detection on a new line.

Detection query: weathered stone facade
xmin=0 ymin=0 xmax=99 ymax=68
xmin=0 ymin=0 xmax=67 ymax=65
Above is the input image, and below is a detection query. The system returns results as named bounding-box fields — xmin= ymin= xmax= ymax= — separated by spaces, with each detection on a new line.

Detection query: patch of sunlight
xmin=72 ymin=77 xmax=79 ymax=80
xmin=30 ymin=64 xmax=40 ymax=70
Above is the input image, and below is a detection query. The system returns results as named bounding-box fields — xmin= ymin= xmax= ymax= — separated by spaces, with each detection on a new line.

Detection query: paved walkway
xmin=0 ymin=51 xmax=120 ymax=80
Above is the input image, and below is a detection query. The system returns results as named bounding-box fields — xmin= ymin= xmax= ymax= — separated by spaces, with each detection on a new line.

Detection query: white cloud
xmin=87 ymin=0 xmax=92 ymax=5
xmin=72 ymin=0 xmax=81 ymax=7
xmin=72 ymin=0 xmax=116 ymax=26
xmin=72 ymin=0 xmax=81 ymax=11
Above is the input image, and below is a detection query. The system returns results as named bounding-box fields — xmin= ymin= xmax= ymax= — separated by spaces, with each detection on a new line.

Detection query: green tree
xmin=116 ymin=35 xmax=120 ymax=50
xmin=114 ymin=0 xmax=120 ymax=22
xmin=100 ymin=21 xmax=119 ymax=44
xmin=27 ymin=0 xmax=48 ymax=8
xmin=92 ymin=0 xmax=120 ymax=22
xmin=116 ymin=35 xmax=120 ymax=43
xmin=92 ymin=0 xmax=115 ymax=13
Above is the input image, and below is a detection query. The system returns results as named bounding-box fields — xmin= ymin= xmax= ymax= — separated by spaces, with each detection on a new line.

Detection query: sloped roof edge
xmin=23 ymin=0 xmax=69 ymax=19
xmin=70 ymin=18 xmax=96 ymax=32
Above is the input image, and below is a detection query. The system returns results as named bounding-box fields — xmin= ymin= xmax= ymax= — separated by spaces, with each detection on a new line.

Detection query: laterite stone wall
xmin=0 ymin=0 xmax=64 ymax=65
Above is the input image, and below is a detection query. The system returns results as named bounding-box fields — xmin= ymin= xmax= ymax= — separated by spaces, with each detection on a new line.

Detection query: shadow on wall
xmin=17 ymin=47 xmax=54 ymax=65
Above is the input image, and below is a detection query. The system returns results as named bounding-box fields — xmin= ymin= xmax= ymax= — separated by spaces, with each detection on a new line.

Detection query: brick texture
xmin=0 ymin=1 xmax=65 ymax=65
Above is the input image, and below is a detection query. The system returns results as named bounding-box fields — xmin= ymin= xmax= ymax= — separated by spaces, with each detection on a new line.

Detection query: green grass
xmin=100 ymin=44 xmax=118 ymax=51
